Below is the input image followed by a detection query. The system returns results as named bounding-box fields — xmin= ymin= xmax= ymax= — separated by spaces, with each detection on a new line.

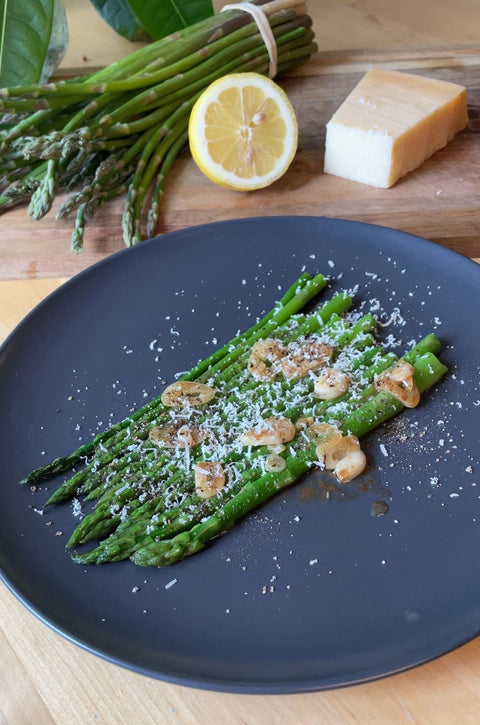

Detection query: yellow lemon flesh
xmin=188 ymin=73 xmax=298 ymax=191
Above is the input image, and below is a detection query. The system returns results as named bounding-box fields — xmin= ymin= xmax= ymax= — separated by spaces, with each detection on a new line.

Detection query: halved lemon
xmin=188 ymin=72 xmax=298 ymax=191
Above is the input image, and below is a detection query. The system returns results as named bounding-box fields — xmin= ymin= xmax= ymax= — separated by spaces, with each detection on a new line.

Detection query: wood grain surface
xmin=1 ymin=46 xmax=479 ymax=279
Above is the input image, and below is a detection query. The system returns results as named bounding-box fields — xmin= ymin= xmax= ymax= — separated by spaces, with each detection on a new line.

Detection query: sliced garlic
xmin=161 ymin=380 xmax=215 ymax=408
xmin=148 ymin=422 xmax=205 ymax=449
xmin=240 ymin=416 xmax=296 ymax=447
xmin=374 ymin=359 xmax=420 ymax=408
xmin=314 ymin=428 xmax=367 ymax=482
xmin=194 ymin=461 xmax=225 ymax=499
xmin=280 ymin=341 xmax=334 ymax=380
xmin=314 ymin=368 xmax=351 ymax=400
xmin=268 ymin=443 xmax=286 ymax=454
xmin=265 ymin=453 xmax=287 ymax=472
xmin=247 ymin=338 xmax=287 ymax=380
xmin=334 ymin=449 xmax=367 ymax=483
xmin=323 ymin=434 xmax=361 ymax=470
xmin=313 ymin=423 xmax=345 ymax=462
xmin=295 ymin=416 xmax=315 ymax=432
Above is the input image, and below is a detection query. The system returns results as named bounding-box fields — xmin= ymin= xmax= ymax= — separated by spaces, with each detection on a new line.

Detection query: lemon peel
xmin=188 ymin=72 xmax=298 ymax=191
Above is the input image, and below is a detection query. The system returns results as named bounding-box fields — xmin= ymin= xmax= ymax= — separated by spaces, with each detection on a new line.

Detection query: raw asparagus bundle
xmin=21 ymin=271 xmax=448 ymax=567
xmin=0 ymin=0 xmax=316 ymax=251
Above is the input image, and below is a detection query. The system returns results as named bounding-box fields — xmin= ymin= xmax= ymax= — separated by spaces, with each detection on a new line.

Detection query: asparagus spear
xmin=65 ymin=328 xmax=387 ymax=550
xmin=68 ymin=328 xmax=440 ymax=553
xmin=130 ymin=351 xmax=448 ymax=567
xmin=20 ymin=267 xmax=448 ymax=568
xmin=68 ymin=346 xmax=404 ymax=561
xmin=21 ymin=272 xmax=328 ymax=488
xmin=70 ymin=332 xmax=443 ymax=563
xmin=1 ymin=1 xmax=316 ymax=249
xmin=45 ymin=283 xmax=351 ymax=506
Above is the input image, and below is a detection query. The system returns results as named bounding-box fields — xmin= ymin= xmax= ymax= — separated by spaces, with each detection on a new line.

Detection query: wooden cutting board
xmin=1 ymin=44 xmax=479 ymax=280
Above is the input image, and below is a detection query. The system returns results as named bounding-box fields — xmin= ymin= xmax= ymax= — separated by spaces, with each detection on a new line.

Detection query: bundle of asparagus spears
xmin=0 ymin=0 xmax=316 ymax=251
xmin=21 ymin=272 xmax=448 ymax=567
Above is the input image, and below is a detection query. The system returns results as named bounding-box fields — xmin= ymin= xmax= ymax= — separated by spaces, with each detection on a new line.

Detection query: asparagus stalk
xmin=68 ymin=344 xmax=403 ymax=561
xmin=1 ymin=1 xmax=316 ymax=249
xmin=130 ymin=350 xmax=448 ymax=567
xmin=20 ymin=267 xmax=448 ymax=568
xmin=21 ymin=272 xmax=327 ymax=487
xmin=64 ymin=322 xmax=384 ymax=548
xmin=67 ymin=325 xmax=442 ymax=559
xmin=45 ymin=282 xmax=350 ymax=506
xmin=44 ymin=308 xmax=435 ymax=517
xmin=70 ymin=329 xmax=443 ymax=562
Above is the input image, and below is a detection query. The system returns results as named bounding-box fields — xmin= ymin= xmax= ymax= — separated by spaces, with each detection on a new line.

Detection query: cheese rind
xmin=323 ymin=69 xmax=468 ymax=188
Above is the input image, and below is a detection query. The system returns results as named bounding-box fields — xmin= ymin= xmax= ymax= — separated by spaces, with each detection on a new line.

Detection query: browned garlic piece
xmin=194 ymin=461 xmax=226 ymax=499
xmin=295 ymin=416 xmax=315 ymax=432
xmin=148 ymin=422 xmax=205 ymax=449
xmin=268 ymin=443 xmax=286 ymax=454
xmin=247 ymin=338 xmax=287 ymax=380
xmin=265 ymin=453 xmax=287 ymax=472
xmin=374 ymin=359 xmax=420 ymax=408
xmin=313 ymin=368 xmax=351 ymax=400
xmin=280 ymin=341 xmax=334 ymax=380
xmin=239 ymin=416 xmax=296 ymax=447
xmin=161 ymin=380 xmax=215 ymax=408
xmin=311 ymin=423 xmax=344 ymax=461
xmin=313 ymin=424 xmax=367 ymax=483
xmin=334 ymin=450 xmax=368 ymax=483
xmin=322 ymin=434 xmax=361 ymax=470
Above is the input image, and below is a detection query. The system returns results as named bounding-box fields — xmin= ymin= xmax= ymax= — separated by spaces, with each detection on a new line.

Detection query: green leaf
xmin=127 ymin=0 xmax=214 ymax=41
xmin=40 ymin=0 xmax=68 ymax=83
xmin=89 ymin=0 xmax=153 ymax=42
xmin=0 ymin=0 xmax=57 ymax=87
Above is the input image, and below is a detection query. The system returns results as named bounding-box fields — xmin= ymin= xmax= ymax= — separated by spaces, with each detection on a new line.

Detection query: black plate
xmin=1 ymin=217 xmax=480 ymax=693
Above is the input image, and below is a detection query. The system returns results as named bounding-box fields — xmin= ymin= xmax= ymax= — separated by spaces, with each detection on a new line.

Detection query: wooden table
xmin=2 ymin=2 xmax=480 ymax=722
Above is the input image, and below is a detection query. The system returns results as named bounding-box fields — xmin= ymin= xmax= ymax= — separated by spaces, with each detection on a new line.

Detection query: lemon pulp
xmin=188 ymin=73 xmax=298 ymax=191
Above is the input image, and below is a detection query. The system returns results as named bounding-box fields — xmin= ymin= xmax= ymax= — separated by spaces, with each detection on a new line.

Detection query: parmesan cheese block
xmin=323 ymin=69 xmax=468 ymax=188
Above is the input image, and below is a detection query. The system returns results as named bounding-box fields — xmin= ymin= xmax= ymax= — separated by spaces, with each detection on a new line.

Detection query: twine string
xmin=221 ymin=2 xmax=278 ymax=78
